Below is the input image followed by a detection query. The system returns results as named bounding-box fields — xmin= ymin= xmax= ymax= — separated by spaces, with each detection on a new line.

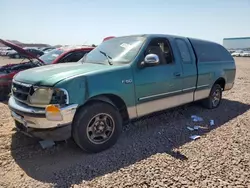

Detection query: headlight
xmin=28 ymin=87 xmax=68 ymax=105
xmin=29 ymin=88 xmax=54 ymax=105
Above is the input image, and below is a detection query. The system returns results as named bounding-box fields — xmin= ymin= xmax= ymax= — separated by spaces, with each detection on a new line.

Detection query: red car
xmin=0 ymin=39 xmax=94 ymax=100
xmin=103 ymin=36 xmax=115 ymax=42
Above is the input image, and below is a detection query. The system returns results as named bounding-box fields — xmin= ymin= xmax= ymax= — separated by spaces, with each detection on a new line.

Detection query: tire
xmin=72 ymin=102 xmax=122 ymax=153
xmin=202 ymin=84 xmax=222 ymax=109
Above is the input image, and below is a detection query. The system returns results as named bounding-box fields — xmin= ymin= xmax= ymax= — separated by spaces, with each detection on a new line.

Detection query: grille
xmin=12 ymin=81 xmax=32 ymax=102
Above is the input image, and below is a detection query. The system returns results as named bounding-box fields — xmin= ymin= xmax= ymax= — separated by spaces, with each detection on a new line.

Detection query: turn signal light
xmin=45 ymin=105 xmax=63 ymax=121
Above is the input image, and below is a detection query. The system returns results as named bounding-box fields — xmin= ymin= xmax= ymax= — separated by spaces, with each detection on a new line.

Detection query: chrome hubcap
xmin=87 ymin=113 xmax=115 ymax=144
xmin=212 ymin=89 xmax=221 ymax=107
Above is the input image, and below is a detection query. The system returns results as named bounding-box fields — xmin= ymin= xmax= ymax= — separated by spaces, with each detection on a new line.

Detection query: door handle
xmin=174 ymin=72 xmax=181 ymax=77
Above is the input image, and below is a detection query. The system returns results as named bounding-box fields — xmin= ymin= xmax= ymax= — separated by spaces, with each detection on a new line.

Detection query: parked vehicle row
xmin=0 ymin=46 xmax=57 ymax=57
xmin=39 ymin=47 xmax=56 ymax=53
xmin=8 ymin=47 xmax=45 ymax=59
xmin=0 ymin=47 xmax=13 ymax=56
xmin=5 ymin=34 xmax=236 ymax=153
xmin=231 ymin=50 xmax=250 ymax=57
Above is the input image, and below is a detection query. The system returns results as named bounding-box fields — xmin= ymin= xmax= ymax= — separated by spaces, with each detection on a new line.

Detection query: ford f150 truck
xmin=8 ymin=34 xmax=236 ymax=153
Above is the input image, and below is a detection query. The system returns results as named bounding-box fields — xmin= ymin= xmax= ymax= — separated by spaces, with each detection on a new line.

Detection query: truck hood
xmin=0 ymin=39 xmax=45 ymax=65
xmin=14 ymin=62 xmax=112 ymax=86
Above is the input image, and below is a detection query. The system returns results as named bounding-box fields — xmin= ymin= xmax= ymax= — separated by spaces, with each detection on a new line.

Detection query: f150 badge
xmin=122 ymin=79 xmax=133 ymax=84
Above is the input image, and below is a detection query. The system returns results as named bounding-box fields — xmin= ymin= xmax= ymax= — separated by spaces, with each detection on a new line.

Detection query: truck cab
xmin=8 ymin=34 xmax=236 ymax=153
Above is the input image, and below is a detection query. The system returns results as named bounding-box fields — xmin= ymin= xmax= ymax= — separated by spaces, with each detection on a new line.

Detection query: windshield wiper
xmin=99 ymin=50 xmax=113 ymax=65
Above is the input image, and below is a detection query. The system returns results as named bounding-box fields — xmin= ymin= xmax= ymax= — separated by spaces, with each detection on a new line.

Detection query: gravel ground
xmin=0 ymin=57 xmax=250 ymax=188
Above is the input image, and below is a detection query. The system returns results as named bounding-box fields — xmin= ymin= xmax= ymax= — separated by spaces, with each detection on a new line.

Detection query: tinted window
xmin=190 ymin=39 xmax=233 ymax=63
xmin=175 ymin=39 xmax=191 ymax=63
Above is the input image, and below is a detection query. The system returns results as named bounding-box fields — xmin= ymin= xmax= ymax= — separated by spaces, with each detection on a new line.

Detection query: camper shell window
xmin=189 ymin=38 xmax=233 ymax=63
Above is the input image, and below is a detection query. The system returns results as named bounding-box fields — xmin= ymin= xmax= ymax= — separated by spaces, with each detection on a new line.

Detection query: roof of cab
xmin=112 ymin=34 xmax=217 ymax=44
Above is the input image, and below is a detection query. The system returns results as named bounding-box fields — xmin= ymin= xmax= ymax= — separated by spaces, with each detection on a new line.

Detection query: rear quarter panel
xmin=197 ymin=60 xmax=236 ymax=88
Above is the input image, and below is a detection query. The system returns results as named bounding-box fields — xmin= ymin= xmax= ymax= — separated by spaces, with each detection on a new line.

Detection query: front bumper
xmin=8 ymin=96 xmax=78 ymax=140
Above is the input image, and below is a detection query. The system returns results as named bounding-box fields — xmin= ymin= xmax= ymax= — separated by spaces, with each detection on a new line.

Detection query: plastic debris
xmin=193 ymin=126 xmax=200 ymax=130
xmin=190 ymin=135 xmax=201 ymax=140
xmin=210 ymin=120 xmax=215 ymax=126
xmin=198 ymin=125 xmax=209 ymax=130
xmin=187 ymin=126 xmax=194 ymax=131
xmin=191 ymin=115 xmax=203 ymax=122
xmin=39 ymin=140 xmax=55 ymax=149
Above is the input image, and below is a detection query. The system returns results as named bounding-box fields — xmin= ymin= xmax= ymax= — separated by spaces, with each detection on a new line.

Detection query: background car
xmin=242 ymin=51 xmax=250 ymax=57
xmin=103 ymin=36 xmax=115 ymax=42
xmin=0 ymin=39 xmax=95 ymax=100
xmin=231 ymin=50 xmax=244 ymax=57
xmin=38 ymin=45 xmax=94 ymax=65
xmin=8 ymin=47 xmax=44 ymax=58
xmin=40 ymin=47 xmax=56 ymax=53
xmin=0 ymin=47 xmax=13 ymax=56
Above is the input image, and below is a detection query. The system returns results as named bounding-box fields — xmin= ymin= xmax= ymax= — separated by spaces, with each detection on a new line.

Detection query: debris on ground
xmin=189 ymin=135 xmax=201 ymax=140
xmin=187 ymin=125 xmax=209 ymax=131
xmin=187 ymin=126 xmax=194 ymax=131
xmin=197 ymin=125 xmax=209 ymax=130
xmin=39 ymin=140 xmax=55 ymax=149
xmin=191 ymin=115 xmax=203 ymax=122
xmin=193 ymin=125 xmax=200 ymax=130
xmin=210 ymin=119 xmax=215 ymax=126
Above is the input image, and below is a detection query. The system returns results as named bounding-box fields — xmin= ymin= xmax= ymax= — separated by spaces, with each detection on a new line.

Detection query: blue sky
xmin=0 ymin=0 xmax=249 ymax=45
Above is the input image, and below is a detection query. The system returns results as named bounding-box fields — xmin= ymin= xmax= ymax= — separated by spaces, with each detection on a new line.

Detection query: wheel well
xmin=75 ymin=94 xmax=130 ymax=125
xmin=214 ymin=78 xmax=226 ymax=90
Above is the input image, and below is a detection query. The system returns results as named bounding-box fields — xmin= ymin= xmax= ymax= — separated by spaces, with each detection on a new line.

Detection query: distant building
xmin=223 ymin=37 xmax=250 ymax=50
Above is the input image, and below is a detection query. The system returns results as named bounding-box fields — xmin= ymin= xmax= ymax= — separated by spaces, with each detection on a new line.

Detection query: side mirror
xmin=142 ymin=54 xmax=159 ymax=66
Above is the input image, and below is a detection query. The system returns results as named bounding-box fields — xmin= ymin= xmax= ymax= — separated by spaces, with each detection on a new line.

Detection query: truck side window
xmin=175 ymin=39 xmax=192 ymax=63
xmin=145 ymin=38 xmax=173 ymax=65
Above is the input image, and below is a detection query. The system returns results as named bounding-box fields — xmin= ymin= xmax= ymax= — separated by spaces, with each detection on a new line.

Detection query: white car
xmin=242 ymin=51 xmax=250 ymax=57
xmin=231 ymin=50 xmax=244 ymax=57
xmin=0 ymin=48 xmax=12 ymax=56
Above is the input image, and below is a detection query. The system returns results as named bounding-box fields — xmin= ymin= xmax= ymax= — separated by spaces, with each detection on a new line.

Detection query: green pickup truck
xmin=8 ymin=34 xmax=236 ymax=153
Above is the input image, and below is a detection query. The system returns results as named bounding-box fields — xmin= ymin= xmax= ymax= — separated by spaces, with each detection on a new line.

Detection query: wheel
xmin=72 ymin=102 xmax=122 ymax=153
xmin=202 ymin=84 xmax=222 ymax=109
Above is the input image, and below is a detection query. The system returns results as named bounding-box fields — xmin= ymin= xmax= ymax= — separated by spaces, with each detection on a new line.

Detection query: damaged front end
xmin=0 ymin=39 xmax=45 ymax=101
xmin=0 ymin=61 xmax=40 ymax=101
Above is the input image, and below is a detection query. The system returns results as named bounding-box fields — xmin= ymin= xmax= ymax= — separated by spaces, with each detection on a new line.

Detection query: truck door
xmin=174 ymin=38 xmax=197 ymax=102
xmin=133 ymin=37 xmax=183 ymax=117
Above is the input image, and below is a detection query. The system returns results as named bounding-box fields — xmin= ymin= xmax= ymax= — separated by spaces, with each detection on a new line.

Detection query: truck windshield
xmin=39 ymin=49 xmax=64 ymax=64
xmin=83 ymin=36 xmax=146 ymax=65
